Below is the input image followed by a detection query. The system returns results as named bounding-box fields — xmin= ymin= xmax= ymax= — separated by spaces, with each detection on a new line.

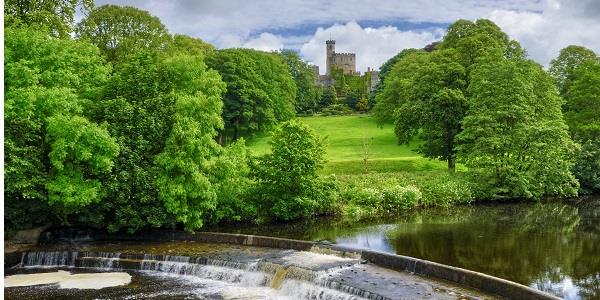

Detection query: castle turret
xmin=326 ymin=40 xmax=335 ymax=75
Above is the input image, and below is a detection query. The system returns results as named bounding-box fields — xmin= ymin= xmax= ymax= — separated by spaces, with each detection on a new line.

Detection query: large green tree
xmin=206 ymin=48 xmax=296 ymax=140
xmin=368 ymin=48 xmax=421 ymax=109
xmin=458 ymin=53 xmax=578 ymax=199
xmin=5 ymin=0 xmax=93 ymax=38
xmin=372 ymin=50 xmax=429 ymax=125
xmin=549 ymin=46 xmax=597 ymax=96
xmin=155 ymin=55 xmax=226 ymax=231
xmin=76 ymin=4 xmax=172 ymax=64
xmin=562 ymin=59 xmax=600 ymax=193
xmin=394 ymin=49 xmax=467 ymax=172
xmin=279 ymin=49 xmax=320 ymax=114
xmin=4 ymin=26 xmax=118 ymax=230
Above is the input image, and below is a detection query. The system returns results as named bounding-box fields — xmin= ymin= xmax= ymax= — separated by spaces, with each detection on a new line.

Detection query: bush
xmin=381 ymin=185 xmax=422 ymax=212
xmin=251 ymin=120 xmax=334 ymax=221
xmin=572 ymin=139 xmax=600 ymax=194
xmin=320 ymin=104 xmax=354 ymax=116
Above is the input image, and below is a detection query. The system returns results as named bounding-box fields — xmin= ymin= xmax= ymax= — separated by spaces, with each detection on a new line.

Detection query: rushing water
xmin=5 ymin=245 xmax=489 ymax=299
xmin=210 ymin=196 xmax=600 ymax=299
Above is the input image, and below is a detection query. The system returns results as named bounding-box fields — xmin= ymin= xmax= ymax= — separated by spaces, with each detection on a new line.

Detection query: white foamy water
xmin=4 ymin=270 xmax=131 ymax=289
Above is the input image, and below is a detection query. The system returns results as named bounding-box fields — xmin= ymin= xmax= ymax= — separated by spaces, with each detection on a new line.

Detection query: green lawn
xmin=246 ymin=114 xmax=449 ymax=175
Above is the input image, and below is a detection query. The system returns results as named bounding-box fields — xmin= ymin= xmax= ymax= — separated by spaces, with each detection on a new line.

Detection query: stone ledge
xmin=30 ymin=229 xmax=560 ymax=300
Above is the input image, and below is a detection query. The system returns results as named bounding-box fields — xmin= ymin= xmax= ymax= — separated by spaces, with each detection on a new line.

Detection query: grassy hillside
xmin=246 ymin=114 xmax=449 ymax=175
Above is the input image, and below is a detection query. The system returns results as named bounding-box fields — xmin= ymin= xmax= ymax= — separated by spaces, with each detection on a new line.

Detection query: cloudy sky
xmin=93 ymin=0 xmax=600 ymax=74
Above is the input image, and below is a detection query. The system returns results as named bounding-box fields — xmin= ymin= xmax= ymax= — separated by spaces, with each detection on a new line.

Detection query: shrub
xmin=572 ymin=139 xmax=600 ymax=194
xmin=320 ymin=104 xmax=354 ymax=116
xmin=381 ymin=185 xmax=422 ymax=212
xmin=251 ymin=120 xmax=333 ymax=221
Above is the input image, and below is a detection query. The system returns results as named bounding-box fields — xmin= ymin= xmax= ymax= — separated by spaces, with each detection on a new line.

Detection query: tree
xmin=372 ymin=50 xmax=429 ymax=125
xmin=83 ymin=51 xmax=177 ymax=232
xmin=76 ymin=4 xmax=172 ymax=64
xmin=368 ymin=49 xmax=421 ymax=109
xmin=168 ymin=34 xmax=215 ymax=57
xmin=393 ymin=49 xmax=467 ymax=172
xmin=440 ymin=19 xmax=510 ymax=67
xmin=563 ymin=60 xmax=600 ymax=142
xmin=251 ymin=120 xmax=333 ymax=221
xmin=155 ymin=59 xmax=226 ymax=230
xmin=319 ymin=85 xmax=338 ymax=108
xmin=561 ymin=57 xmax=600 ymax=194
xmin=206 ymin=49 xmax=296 ymax=140
xmin=4 ymin=26 xmax=118 ymax=230
xmin=457 ymin=53 xmax=578 ymax=199
xmin=549 ymin=46 xmax=597 ymax=96
xmin=5 ymin=0 xmax=93 ymax=38
xmin=279 ymin=49 xmax=320 ymax=114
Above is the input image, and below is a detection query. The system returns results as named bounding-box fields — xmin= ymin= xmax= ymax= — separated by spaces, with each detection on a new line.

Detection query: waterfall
xmin=15 ymin=251 xmax=388 ymax=300
xmin=21 ymin=251 xmax=78 ymax=268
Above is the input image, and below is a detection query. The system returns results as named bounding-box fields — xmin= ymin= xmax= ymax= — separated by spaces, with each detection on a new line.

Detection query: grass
xmin=245 ymin=114 xmax=449 ymax=175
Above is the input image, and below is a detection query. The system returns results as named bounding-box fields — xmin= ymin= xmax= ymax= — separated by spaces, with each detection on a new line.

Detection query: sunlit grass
xmin=245 ymin=114 xmax=456 ymax=175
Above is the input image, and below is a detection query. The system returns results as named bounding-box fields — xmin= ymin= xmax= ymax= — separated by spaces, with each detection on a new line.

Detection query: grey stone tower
xmin=326 ymin=40 xmax=335 ymax=75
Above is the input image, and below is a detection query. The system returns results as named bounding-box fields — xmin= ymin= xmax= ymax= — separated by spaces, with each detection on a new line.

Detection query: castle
xmin=326 ymin=40 xmax=356 ymax=75
xmin=316 ymin=40 xmax=378 ymax=91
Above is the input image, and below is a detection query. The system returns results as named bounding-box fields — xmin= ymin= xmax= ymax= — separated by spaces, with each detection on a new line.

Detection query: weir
xmin=6 ymin=243 xmax=493 ymax=300
xmin=4 ymin=231 xmax=563 ymax=299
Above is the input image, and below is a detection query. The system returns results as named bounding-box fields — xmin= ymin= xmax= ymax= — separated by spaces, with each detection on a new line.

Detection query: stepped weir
xmin=4 ymin=231 xmax=561 ymax=299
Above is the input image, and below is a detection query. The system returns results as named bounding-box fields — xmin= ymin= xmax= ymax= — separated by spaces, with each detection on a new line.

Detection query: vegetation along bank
xmin=4 ymin=2 xmax=600 ymax=235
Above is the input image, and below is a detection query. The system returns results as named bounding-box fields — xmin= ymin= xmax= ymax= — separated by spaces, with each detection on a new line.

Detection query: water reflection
xmin=211 ymin=196 xmax=600 ymax=299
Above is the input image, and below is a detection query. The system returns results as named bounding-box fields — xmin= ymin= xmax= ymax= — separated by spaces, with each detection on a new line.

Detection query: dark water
xmin=209 ymin=196 xmax=600 ymax=299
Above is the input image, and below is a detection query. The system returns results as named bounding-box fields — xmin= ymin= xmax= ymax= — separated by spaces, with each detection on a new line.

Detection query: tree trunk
xmin=448 ymin=157 xmax=456 ymax=173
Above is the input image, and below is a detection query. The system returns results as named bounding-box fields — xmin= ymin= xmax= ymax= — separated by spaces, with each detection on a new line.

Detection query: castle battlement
xmin=325 ymin=40 xmax=356 ymax=75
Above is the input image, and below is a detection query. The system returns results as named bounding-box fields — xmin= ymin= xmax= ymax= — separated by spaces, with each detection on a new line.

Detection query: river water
xmin=209 ymin=196 xmax=600 ymax=299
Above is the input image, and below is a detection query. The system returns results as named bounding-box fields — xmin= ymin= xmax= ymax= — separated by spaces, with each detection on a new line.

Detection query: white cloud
xmin=94 ymin=0 xmax=542 ymax=46
xmin=300 ymin=21 xmax=443 ymax=74
xmin=489 ymin=0 xmax=600 ymax=66
xmin=90 ymin=0 xmax=600 ymax=67
xmin=242 ymin=33 xmax=284 ymax=52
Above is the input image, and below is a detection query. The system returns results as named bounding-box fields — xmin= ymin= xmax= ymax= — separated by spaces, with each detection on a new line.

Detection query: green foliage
xmin=372 ymin=50 xmax=429 ymax=125
xmin=206 ymin=48 xmax=296 ymax=140
xmin=279 ymin=49 xmax=321 ymax=114
xmin=5 ymin=0 xmax=94 ymax=38
xmin=572 ymin=139 xmax=600 ymax=194
xmin=338 ymin=171 xmax=473 ymax=220
xmin=440 ymin=19 xmax=510 ymax=67
xmin=320 ymin=104 xmax=354 ymax=116
xmin=251 ymin=120 xmax=333 ymax=221
xmin=458 ymin=54 xmax=579 ymax=199
xmin=319 ymin=85 xmax=338 ymax=108
xmin=549 ymin=45 xmax=597 ymax=96
xmin=169 ymin=34 xmax=215 ymax=56
xmin=76 ymin=4 xmax=172 ymax=64
xmin=156 ymin=68 xmax=225 ymax=230
xmin=209 ymin=139 xmax=255 ymax=223
xmin=46 ymin=115 xmax=118 ymax=208
xmin=393 ymin=49 xmax=467 ymax=171
xmin=368 ymin=49 xmax=420 ymax=109
xmin=563 ymin=60 xmax=600 ymax=142
xmin=4 ymin=26 xmax=118 ymax=230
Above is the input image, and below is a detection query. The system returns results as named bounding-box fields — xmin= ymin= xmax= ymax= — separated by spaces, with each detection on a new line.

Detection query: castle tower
xmin=326 ymin=40 xmax=335 ymax=75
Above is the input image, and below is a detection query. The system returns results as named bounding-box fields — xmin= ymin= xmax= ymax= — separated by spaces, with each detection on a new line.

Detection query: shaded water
xmin=210 ymin=196 xmax=600 ymax=299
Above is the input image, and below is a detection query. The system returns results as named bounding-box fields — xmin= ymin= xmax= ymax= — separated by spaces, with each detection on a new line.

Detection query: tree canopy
xmin=5 ymin=0 xmax=93 ymax=38
xmin=206 ymin=48 xmax=296 ymax=140
xmin=458 ymin=53 xmax=578 ymax=199
xmin=5 ymin=26 xmax=118 ymax=229
xmin=76 ymin=4 xmax=172 ymax=64
xmin=549 ymin=45 xmax=597 ymax=96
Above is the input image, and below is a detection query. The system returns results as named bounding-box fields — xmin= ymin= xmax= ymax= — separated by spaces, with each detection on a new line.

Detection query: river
xmin=209 ymin=196 xmax=600 ymax=299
